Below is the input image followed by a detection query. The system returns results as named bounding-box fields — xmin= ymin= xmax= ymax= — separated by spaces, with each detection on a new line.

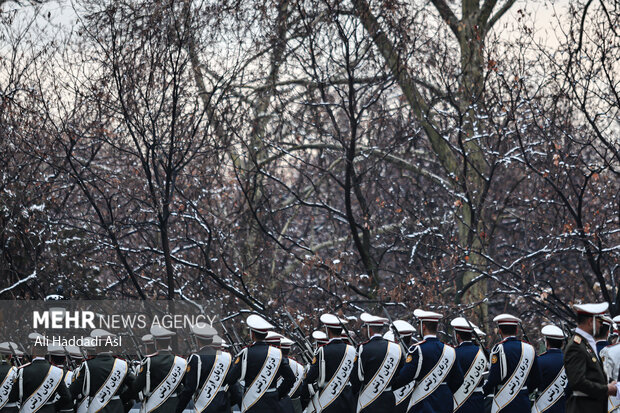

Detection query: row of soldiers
xmin=2 ymin=303 xmax=620 ymax=413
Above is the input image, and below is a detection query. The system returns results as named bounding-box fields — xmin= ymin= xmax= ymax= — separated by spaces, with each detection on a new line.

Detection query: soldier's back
xmin=20 ymin=359 xmax=72 ymax=413
xmin=454 ymin=342 xmax=484 ymax=413
xmin=135 ymin=352 xmax=185 ymax=413
xmin=537 ymin=349 xmax=566 ymax=413
xmin=355 ymin=336 xmax=400 ymax=413
xmin=0 ymin=362 xmax=19 ymax=413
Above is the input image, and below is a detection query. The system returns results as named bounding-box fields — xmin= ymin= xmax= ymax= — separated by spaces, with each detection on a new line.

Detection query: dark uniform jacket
xmin=393 ymin=336 xmax=464 ymax=413
xmin=483 ymin=337 xmax=541 ymax=413
xmin=301 ymin=338 xmax=355 ymax=413
xmin=133 ymin=351 xmax=185 ymax=413
xmin=176 ymin=347 xmax=236 ymax=413
xmin=536 ymin=348 xmax=567 ymax=413
xmin=564 ymin=332 xmax=608 ymax=413
xmin=228 ymin=341 xmax=295 ymax=413
xmin=0 ymin=361 xmax=19 ymax=413
xmin=454 ymin=341 xmax=485 ymax=413
xmin=351 ymin=335 xmax=403 ymax=413
xmin=70 ymin=353 xmax=136 ymax=413
xmin=20 ymin=359 xmax=73 ymax=413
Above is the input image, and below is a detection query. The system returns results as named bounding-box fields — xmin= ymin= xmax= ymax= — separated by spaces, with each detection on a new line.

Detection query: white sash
xmin=241 ymin=346 xmax=282 ymax=413
xmin=453 ymin=349 xmax=487 ymax=410
xmin=356 ymin=342 xmax=401 ymax=413
xmin=408 ymin=344 xmax=456 ymax=410
xmin=288 ymin=359 xmax=305 ymax=398
xmin=394 ymin=382 xmax=415 ymax=406
xmin=608 ymin=396 xmax=620 ymax=413
xmin=63 ymin=371 xmax=73 ymax=388
xmin=193 ymin=353 xmax=232 ymax=413
xmin=532 ymin=367 xmax=567 ymax=413
xmin=0 ymin=367 xmax=17 ymax=409
xmin=491 ymin=342 xmax=535 ymax=413
xmin=89 ymin=359 xmax=128 ymax=413
xmin=19 ymin=366 xmax=64 ymax=413
xmin=317 ymin=344 xmax=356 ymax=412
xmin=142 ymin=356 xmax=187 ymax=413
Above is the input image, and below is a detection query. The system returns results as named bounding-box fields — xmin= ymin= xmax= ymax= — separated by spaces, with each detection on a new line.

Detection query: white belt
xmin=572 ymin=391 xmax=589 ymax=397
xmin=265 ymin=388 xmax=278 ymax=393
xmin=474 ymin=387 xmax=484 ymax=393
xmin=4 ymin=402 xmax=19 ymax=407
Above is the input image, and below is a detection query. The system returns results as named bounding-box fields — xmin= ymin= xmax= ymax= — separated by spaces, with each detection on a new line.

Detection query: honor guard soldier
xmin=596 ymin=316 xmax=613 ymax=355
xmin=392 ymin=309 xmax=463 ymax=413
xmin=0 ymin=342 xmax=21 ymax=413
xmin=384 ymin=320 xmax=416 ymax=413
xmin=47 ymin=345 xmax=72 ymax=387
xmin=351 ymin=312 xmax=403 ymax=413
xmin=176 ymin=323 xmax=236 ymax=413
xmin=17 ymin=335 xmax=73 ymax=413
xmin=312 ymin=331 xmax=328 ymax=348
xmin=133 ymin=326 xmax=187 ymax=413
xmin=483 ymin=314 xmax=541 ymax=413
xmin=228 ymin=314 xmax=295 ymax=413
xmin=142 ymin=335 xmax=156 ymax=358
xmin=532 ymin=325 xmax=568 ymax=413
xmin=450 ymin=317 xmax=487 ymax=413
xmin=70 ymin=329 xmax=136 ymax=413
xmin=302 ymin=314 xmax=356 ymax=413
xmin=564 ymin=303 xmax=618 ymax=413
xmin=275 ymin=335 xmax=304 ymax=413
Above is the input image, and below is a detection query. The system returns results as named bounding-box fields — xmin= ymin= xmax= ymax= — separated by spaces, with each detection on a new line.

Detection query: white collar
xmin=423 ymin=335 xmax=437 ymax=340
xmin=327 ymin=337 xmax=341 ymax=344
xmin=575 ymin=327 xmax=598 ymax=355
xmin=370 ymin=334 xmax=383 ymax=340
xmin=32 ymin=357 xmax=45 ymax=361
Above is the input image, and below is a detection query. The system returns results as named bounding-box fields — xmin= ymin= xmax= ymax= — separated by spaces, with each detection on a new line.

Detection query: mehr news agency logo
xmin=30 ymin=309 xmax=216 ymax=347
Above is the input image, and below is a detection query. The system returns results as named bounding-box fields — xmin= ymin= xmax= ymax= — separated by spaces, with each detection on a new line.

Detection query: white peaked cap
xmin=280 ymin=336 xmax=294 ymax=349
xmin=150 ymin=325 xmax=176 ymax=339
xmin=191 ymin=323 xmax=217 ymax=340
xmin=47 ymin=345 xmax=66 ymax=357
xmin=90 ymin=329 xmax=117 ymax=339
xmin=414 ymin=309 xmax=443 ymax=322
xmin=66 ymin=345 xmax=83 ymax=359
xmin=211 ymin=335 xmax=223 ymax=348
xmin=600 ymin=315 xmax=613 ymax=326
xmin=28 ymin=332 xmax=44 ymax=342
xmin=574 ymin=302 xmax=609 ymax=315
xmin=246 ymin=314 xmax=274 ymax=333
xmin=320 ymin=314 xmax=347 ymax=327
xmin=493 ymin=314 xmax=521 ymax=326
xmin=312 ymin=330 xmax=328 ymax=343
xmin=392 ymin=320 xmax=416 ymax=335
xmin=265 ymin=331 xmax=283 ymax=345
xmin=613 ymin=315 xmax=620 ymax=324
xmin=541 ymin=325 xmax=564 ymax=340
xmin=474 ymin=327 xmax=486 ymax=338
xmin=0 ymin=342 xmax=23 ymax=356
xmin=451 ymin=317 xmax=478 ymax=332
xmin=141 ymin=334 xmax=154 ymax=344
xmin=383 ymin=331 xmax=395 ymax=342
xmin=360 ymin=312 xmax=388 ymax=326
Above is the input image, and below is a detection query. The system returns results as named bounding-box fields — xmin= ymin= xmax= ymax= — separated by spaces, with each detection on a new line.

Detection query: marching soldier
xmin=483 ymin=314 xmax=541 ymax=412
xmin=176 ymin=324 xmax=236 ymax=413
xmin=302 ymin=314 xmax=356 ymax=413
xmin=228 ymin=314 xmax=295 ymax=412
xmin=0 ymin=343 xmax=20 ymax=413
xmin=142 ymin=335 xmax=156 ymax=358
xmin=133 ymin=326 xmax=187 ymax=413
xmin=312 ymin=331 xmax=328 ymax=348
xmin=596 ymin=316 xmax=613 ymax=355
xmin=564 ymin=303 xmax=618 ymax=413
xmin=351 ymin=312 xmax=403 ymax=413
xmin=532 ymin=325 xmax=568 ymax=413
xmin=47 ymin=345 xmax=73 ymax=389
xmin=70 ymin=329 xmax=136 ymax=413
xmin=451 ymin=317 xmax=487 ymax=413
xmin=384 ymin=320 xmax=416 ymax=413
xmin=392 ymin=309 xmax=463 ymax=413
xmin=17 ymin=335 xmax=73 ymax=413
xmin=275 ymin=336 xmax=304 ymax=413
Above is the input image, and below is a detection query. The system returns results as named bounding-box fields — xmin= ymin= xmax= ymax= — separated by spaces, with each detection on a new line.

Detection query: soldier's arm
xmin=564 ymin=341 xmax=608 ymax=399
xmin=131 ymin=359 xmax=148 ymax=395
xmin=54 ymin=380 xmax=74 ymax=413
xmin=392 ymin=346 xmax=419 ymax=389
xmin=277 ymin=358 xmax=295 ymax=398
xmin=120 ymin=370 xmax=137 ymax=406
xmin=69 ymin=363 xmax=86 ymax=399
xmin=527 ymin=354 xmax=542 ymax=394
xmin=483 ymin=346 xmax=501 ymax=395
xmin=175 ymin=355 xmax=198 ymax=413
xmin=447 ymin=353 xmax=464 ymax=393
xmin=226 ymin=350 xmax=244 ymax=384
xmin=228 ymin=382 xmax=243 ymax=407
xmin=349 ymin=346 xmax=362 ymax=394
